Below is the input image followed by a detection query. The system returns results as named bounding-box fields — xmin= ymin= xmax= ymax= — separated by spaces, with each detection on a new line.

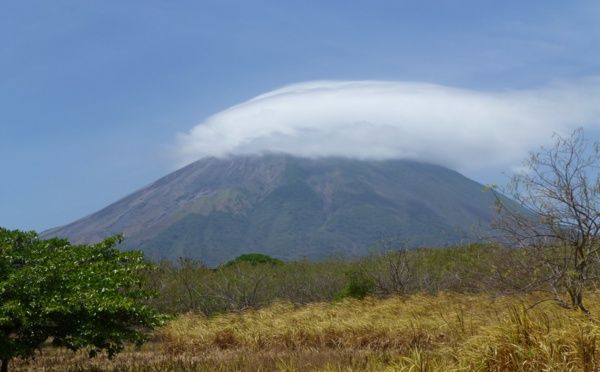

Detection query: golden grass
xmin=12 ymin=292 xmax=600 ymax=371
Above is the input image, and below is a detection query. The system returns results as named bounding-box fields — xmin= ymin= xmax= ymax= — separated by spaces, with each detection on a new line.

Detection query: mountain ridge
xmin=42 ymin=154 xmax=497 ymax=266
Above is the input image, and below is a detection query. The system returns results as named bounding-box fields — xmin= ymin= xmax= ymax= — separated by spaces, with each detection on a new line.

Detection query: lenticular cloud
xmin=174 ymin=78 xmax=600 ymax=173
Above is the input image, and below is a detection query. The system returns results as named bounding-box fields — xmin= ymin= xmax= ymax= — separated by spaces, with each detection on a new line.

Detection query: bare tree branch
xmin=489 ymin=128 xmax=600 ymax=313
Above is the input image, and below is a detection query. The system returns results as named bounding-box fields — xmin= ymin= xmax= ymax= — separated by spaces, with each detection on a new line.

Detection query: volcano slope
xmin=43 ymin=154 xmax=497 ymax=266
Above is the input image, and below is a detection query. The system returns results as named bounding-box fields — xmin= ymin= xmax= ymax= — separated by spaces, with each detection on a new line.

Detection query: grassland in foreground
xmin=11 ymin=291 xmax=600 ymax=371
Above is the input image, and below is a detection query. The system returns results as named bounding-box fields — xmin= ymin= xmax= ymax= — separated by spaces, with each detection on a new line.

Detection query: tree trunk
xmin=1 ymin=358 xmax=8 ymax=372
xmin=570 ymin=286 xmax=590 ymax=314
xmin=576 ymin=292 xmax=590 ymax=314
xmin=579 ymin=302 xmax=590 ymax=314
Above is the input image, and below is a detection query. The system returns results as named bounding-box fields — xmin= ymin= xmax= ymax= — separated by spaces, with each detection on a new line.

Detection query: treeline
xmin=143 ymin=242 xmax=528 ymax=316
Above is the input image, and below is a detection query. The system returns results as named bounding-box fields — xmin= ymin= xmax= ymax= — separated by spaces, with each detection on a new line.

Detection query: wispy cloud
xmin=174 ymin=77 xmax=600 ymax=174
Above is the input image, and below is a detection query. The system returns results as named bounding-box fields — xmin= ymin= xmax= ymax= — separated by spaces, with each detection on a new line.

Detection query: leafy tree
xmin=334 ymin=270 xmax=376 ymax=300
xmin=490 ymin=128 xmax=600 ymax=313
xmin=0 ymin=228 xmax=165 ymax=372
xmin=223 ymin=253 xmax=283 ymax=267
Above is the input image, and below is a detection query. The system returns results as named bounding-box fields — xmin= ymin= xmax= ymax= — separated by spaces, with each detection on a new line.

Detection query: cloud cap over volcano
xmin=175 ymin=78 xmax=600 ymax=173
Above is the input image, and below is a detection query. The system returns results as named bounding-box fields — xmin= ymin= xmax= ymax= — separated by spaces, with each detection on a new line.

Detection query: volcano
xmin=43 ymin=154 xmax=496 ymax=266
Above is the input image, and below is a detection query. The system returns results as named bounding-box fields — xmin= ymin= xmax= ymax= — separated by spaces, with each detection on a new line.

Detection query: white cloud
xmin=174 ymin=78 xmax=600 ymax=176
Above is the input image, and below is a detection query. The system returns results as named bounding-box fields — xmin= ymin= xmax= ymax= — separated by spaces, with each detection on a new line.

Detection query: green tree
xmin=334 ymin=270 xmax=376 ymax=300
xmin=490 ymin=128 xmax=600 ymax=313
xmin=223 ymin=253 xmax=283 ymax=267
xmin=0 ymin=228 xmax=165 ymax=372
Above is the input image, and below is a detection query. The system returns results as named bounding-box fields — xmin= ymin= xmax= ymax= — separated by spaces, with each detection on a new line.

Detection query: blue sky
xmin=2 ymin=1 xmax=600 ymax=232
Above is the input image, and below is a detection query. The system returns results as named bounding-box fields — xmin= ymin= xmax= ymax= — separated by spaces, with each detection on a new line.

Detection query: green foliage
xmin=224 ymin=253 xmax=283 ymax=267
xmin=148 ymin=257 xmax=350 ymax=315
xmin=147 ymin=243 xmax=509 ymax=316
xmin=0 ymin=228 xmax=165 ymax=369
xmin=333 ymin=270 xmax=376 ymax=301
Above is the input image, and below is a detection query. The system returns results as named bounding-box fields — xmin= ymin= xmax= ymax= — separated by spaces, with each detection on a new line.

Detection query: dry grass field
xmin=10 ymin=291 xmax=600 ymax=371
